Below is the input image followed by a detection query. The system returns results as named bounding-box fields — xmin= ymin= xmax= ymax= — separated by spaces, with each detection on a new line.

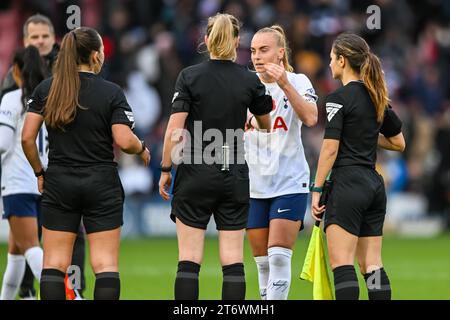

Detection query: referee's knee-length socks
xmin=333 ymin=265 xmax=360 ymax=300
xmin=40 ymin=269 xmax=66 ymax=300
xmin=94 ymin=272 xmax=120 ymax=300
xmin=222 ymin=263 xmax=245 ymax=300
xmin=41 ymin=269 xmax=120 ymax=300
xmin=175 ymin=261 xmax=246 ymax=300
xmin=364 ymin=268 xmax=391 ymax=300
xmin=332 ymin=265 xmax=392 ymax=300
xmin=175 ymin=261 xmax=201 ymax=300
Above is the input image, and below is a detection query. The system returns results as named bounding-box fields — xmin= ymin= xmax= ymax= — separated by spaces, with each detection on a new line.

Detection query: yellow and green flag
xmin=300 ymin=221 xmax=335 ymax=300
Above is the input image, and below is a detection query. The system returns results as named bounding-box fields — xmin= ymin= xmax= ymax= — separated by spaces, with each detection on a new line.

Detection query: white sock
xmin=1 ymin=254 xmax=26 ymax=300
xmin=267 ymin=246 xmax=292 ymax=300
xmin=254 ymin=255 xmax=269 ymax=300
xmin=24 ymin=246 xmax=43 ymax=283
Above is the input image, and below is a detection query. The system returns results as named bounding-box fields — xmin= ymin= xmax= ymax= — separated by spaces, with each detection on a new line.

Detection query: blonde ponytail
xmin=206 ymin=13 xmax=240 ymax=61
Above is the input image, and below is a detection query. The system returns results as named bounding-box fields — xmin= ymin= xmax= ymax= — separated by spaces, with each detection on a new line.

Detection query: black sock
xmin=222 ymin=263 xmax=245 ymax=300
xmin=175 ymin=261 xmax=200 ymax=300
xmin=364 ymin=268 xmax=391 ymax=300
xmin=40 ymin=268 xmax=66 ymax=300
xmin=19 ymin=263 xmax=35 ymax=297
xmin=333 ymin=265 xmax=360 ymax=300
xmin=94 ymin=272 xmax=120 ymax=300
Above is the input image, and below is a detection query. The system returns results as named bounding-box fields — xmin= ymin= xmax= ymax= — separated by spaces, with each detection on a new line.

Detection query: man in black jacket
xmin=0 ymin=13 xmax=86 ymax=299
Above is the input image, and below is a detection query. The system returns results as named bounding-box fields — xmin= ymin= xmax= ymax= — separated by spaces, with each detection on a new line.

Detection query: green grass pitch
xmin=1 ymin=233 xmax=449 ymax=300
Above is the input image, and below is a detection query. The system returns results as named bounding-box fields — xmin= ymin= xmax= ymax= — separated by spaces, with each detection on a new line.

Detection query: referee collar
xmin=208 ymin=59 xmax=234 ymax=63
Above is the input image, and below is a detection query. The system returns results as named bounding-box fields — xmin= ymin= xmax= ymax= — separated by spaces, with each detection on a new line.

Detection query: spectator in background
xmin=1 ymin=13 xmax=57 ymax=101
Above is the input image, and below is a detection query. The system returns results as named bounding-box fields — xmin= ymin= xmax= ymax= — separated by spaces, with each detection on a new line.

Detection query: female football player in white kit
xmin=0 ymin=46 xmax=47 ymax=299
xmin=245 ymin=25 xmax=318 ymax=300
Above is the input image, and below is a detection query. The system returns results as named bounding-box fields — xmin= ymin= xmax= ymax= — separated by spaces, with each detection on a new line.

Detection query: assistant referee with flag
xmin=311 ymin=33 xmax=405 ymax=300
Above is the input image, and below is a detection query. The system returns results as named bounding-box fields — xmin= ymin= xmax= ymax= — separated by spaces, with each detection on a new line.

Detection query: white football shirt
xmin=0 ymin=89 xmax=48 ymax=196
xmin=244 ymin=72 xmax=317 ymax=198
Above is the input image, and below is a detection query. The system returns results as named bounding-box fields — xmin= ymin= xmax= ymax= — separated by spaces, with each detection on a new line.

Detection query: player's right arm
xmin=111 ymin=87 xmax=150 ymax=165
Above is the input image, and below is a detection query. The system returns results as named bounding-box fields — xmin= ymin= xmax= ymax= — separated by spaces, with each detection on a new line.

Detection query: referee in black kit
xmin=311 ymin=33 xmax=405 ymax=300
xmin=21 ymin=27 xmax=150 ymax=300
xmin=159 ymin=13 xmax=272 ymax=300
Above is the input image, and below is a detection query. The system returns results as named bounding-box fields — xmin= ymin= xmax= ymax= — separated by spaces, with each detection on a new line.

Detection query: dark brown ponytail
xmin=333 ymin=33 xmax=388 ymax=123
xmin=44 ymin=27 xmax=101 ymax=129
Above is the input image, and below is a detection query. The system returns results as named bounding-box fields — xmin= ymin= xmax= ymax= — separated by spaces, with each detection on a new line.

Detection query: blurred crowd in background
xmin=1 ymin=0 xmax=449 ymax=235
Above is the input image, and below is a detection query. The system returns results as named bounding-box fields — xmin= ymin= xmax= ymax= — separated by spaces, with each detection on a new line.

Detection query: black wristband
xmin=160 ymin=163 xmax=172 ymax=173
xmin=35 ymin=169 xmax=45 ymax=177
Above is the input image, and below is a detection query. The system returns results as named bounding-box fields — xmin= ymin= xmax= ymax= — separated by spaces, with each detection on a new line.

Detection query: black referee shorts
xmin=41 ymin=165 xmax=124 ymax=234
xmin=324 ymin=165 xmax=387 ymax=237
xmin=171 ymin=163 xmax=250 ymax=231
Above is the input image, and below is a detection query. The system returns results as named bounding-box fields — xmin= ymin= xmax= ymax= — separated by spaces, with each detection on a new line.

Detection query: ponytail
xmin=332 ymin=33 xmax=389 ymax=123
xmin=44 ymin=31 xmax=80 ymax=129
xmin=360 ymin=52 xmax=388 ymax=123
xmin=206 ymin=13 xmax=240 ymax=61
xmin=255 ymin=25 xmax=294 ymax=72
xmin=44 ymin=27 xmax=101 ymax=130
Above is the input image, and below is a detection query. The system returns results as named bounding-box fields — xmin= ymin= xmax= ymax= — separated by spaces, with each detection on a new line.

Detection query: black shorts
xmin=324 ymin=165 xmax=387 ymax=237
xmin=41 ymin=165 xmax=124 ymax=234
xmin=171 ymin=163 xmax=249 ymax=230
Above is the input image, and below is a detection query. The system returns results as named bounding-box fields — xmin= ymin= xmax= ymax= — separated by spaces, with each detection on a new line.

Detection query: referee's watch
xmin=310 ymin=183 xmax=323 ymax=193
xmin=160 ymin=162 xmax=172 ymax=173
xmin=35 ymin=169 xmax=45 ymax=178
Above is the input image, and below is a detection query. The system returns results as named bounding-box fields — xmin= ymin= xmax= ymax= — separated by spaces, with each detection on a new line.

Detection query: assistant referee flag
xmin=300 ymin=221 xmax=334 ymax=300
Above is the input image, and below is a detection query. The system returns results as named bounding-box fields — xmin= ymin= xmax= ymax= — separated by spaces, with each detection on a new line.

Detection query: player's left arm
xmin=22 ymin=112 xmax=45 ymax=193
xmin=22 ymin=112 xmax=44 ymax=173
xmin=311 ymin=139 xmax=339 ymax=220
xmin=159 ymin=112 xmax=188 ymax=200
xmin=264 ymin=62 xmax=318 ymax=127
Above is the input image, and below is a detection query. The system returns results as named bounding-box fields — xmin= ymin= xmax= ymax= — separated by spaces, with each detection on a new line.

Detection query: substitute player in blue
xmin=0 ymin=46 xmax=46 ymax=299
xmin=245 ymin=25 xmax=318 ymax=300
xmin=311 ymin=33 xmax=405 ymax=300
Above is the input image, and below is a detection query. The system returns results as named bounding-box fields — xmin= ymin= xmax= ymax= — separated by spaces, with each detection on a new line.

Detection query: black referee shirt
xmin=27 ymin=71 xmax=135 ymax=167
xmin=171 ymin=59 xmax=272 ymax=162
xmin=324 ymin=80 xmax=402 ymax=168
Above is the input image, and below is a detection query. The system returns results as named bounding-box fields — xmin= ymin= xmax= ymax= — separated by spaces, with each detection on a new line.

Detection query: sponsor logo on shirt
xmin=124 ymin=111 xmax=135 ymax=129
xmin=326 ymin=102 xmax=343 ymax=122
xmin=0 ymin=110 xmax=12 ymax=118
xmin=124 ymin=110 xmax=134 ymax=122
xmin=304 ymin=88 xmax=318 ymax=102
